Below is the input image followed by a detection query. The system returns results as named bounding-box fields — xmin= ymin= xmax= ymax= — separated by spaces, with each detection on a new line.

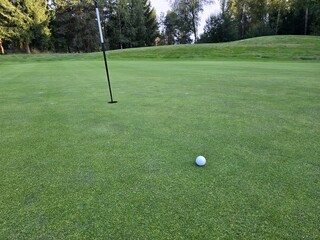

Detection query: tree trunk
xmin=0 ymin=38 xmax=4 ymax=55
xmin=25 ymin=43 xmax=31 ymax=54
xmin=304 ymin=7 xmax=309 ymax=35
xmin=241 ymin=4 xmax=246 ymax=38
xmin=191 ymin=9 xmax=197 ymax=42
xmin=275 ymin=0 xmax=282 ymax=34
xmin=119 ymin=14 xmax=123 ymax=49
xmin=192 ymin=17 xmax=197 ymax=42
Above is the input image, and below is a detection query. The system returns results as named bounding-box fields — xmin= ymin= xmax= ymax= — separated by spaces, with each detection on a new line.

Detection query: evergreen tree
xmin=104 ymin=0 xmax=120 ymax=49
xmin=129 ymin=0 xmax=146 ymax=47
xmin=143 ymin=0 xmax=158 ymax=46
xmin=50 ymin=0 xmax=100 ymax=52
xmin=105 ymin=0 xmax=158 ymax=50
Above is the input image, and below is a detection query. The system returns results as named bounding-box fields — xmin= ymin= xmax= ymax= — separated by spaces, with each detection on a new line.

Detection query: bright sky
xmin=149 ymin=0 xmax=220 ymax=35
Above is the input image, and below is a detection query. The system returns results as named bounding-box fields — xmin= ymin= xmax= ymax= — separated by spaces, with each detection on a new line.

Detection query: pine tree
xmin=50 ymin=0 xmax=100 ymax=52
xmin=143 ymin=0 xmax=158 ymax=46
xmin=105 ymin=0 xmax=158 ymax=49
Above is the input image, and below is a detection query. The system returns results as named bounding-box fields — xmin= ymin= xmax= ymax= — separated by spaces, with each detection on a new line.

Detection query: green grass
xmin=1 ymin=35 xmax=320 ymax=63
xmin=108 ymin=35 xmax=320 ymax=60
xmin=0 ymin=36 xmax=320 ymax=238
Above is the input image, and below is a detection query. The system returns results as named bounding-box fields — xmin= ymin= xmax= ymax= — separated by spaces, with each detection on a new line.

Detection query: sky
xmin=149 ymin=0 xmax=220 ymax=35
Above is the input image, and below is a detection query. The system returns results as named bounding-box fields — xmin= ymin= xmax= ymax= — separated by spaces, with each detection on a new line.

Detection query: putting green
xmin=1 ymin=57 xmax=319 ymax=238
xmin=0 ymin=36 xmax=320 ymax=239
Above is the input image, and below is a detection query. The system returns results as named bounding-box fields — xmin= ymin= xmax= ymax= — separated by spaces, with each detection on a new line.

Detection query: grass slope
xmin=108 ymin=35 xmax=320 ymax=60
xmin=1 ymin=35 xmax=320 ymax=62
xmin=0 ymin=37 xmax=320 ymax=238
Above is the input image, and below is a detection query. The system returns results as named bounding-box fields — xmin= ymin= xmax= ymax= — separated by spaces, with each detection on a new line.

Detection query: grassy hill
xmin=108 ymin=35 xmax=320 ymax=60
xmin=1 ymin=35 xmax=320 ymax=63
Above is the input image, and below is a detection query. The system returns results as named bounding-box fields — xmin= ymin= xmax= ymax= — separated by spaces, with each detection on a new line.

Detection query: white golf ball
xmin=196 ymin=156 xmax=206 ymax=166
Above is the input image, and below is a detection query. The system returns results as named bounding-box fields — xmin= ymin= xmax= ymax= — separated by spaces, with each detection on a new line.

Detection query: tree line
xmin=0 ymin=0 xmax=319 ymax=54
xmin=0 ymin=0 xmax=158 ymax=53
xmin=198 ymin=0 xmax=320 ymax=43
xmin=159 ymin=0 xmax=319 ymax=44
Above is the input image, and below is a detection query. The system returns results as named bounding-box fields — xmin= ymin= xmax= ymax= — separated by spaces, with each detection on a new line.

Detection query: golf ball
xmin=196 ymin=156 xmax=206 ymax=166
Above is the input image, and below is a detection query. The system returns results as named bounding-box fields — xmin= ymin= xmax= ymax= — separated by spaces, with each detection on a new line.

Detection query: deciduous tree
xmin=170 ymin=0 xmax=213 ymax=41
xmin=0 ymin=0 xmax=50 ymax=53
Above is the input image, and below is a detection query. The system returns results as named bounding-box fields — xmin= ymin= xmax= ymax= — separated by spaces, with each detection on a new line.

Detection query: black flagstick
xmin=94 ymin=0 xmax=117 ymax=104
